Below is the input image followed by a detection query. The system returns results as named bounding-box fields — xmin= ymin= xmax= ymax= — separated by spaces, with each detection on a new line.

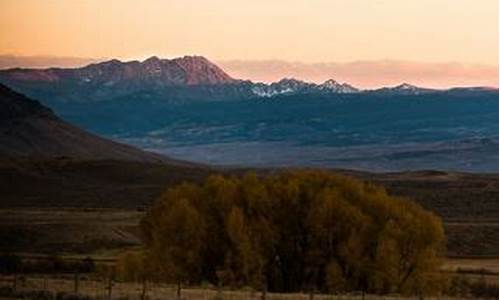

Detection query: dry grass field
xmin=0 ymin=274 xmax=488 ymax=300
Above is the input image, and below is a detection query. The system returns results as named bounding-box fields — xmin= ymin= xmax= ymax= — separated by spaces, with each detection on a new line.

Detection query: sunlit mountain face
xmin=0 ymin=57 xmax=497 ymax=172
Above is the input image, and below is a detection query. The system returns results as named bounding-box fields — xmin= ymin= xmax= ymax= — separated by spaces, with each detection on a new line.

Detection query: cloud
xmin=0 ymin=55 xmax=106 ymax=69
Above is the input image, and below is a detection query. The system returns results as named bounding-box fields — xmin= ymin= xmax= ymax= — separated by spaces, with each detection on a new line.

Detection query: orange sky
xmin=0 ymin=0 xmax=498 ymax=87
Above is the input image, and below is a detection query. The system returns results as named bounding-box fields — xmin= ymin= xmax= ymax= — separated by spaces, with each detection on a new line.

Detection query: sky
xmin=0 ymin=0 xmax=498 ymax=87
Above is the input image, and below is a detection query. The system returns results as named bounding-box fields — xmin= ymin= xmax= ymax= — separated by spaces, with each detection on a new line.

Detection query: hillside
xmin=0 ymin=83 xmax=175 ymax=162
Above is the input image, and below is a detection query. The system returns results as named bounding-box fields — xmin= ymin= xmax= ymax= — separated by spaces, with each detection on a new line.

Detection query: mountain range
xmin=0 ymin=56 xmax=493 ymax=105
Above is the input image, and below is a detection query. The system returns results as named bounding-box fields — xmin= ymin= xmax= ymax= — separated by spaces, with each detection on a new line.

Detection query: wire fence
xmin=0 ymin=274 xmax=472 ymax=300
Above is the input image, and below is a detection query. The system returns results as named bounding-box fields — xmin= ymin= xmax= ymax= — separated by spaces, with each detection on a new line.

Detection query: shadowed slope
xmin=0 ymin=84 xmax=174 ymax=162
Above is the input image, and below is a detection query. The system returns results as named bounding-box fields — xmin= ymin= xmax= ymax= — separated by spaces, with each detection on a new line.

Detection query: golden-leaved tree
xmin=141 ymin=183 xmax=207 ymax=298
xmin=135 ymin=170 xmax=445 ymax=297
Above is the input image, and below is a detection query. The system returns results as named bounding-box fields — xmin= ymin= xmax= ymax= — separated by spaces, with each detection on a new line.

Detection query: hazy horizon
xmin=0 ymin=54 xmax=497 ymax=89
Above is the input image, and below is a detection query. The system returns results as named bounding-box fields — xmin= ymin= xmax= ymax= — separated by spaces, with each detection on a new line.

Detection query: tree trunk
xmin=308 ymin=289 xmax=315 ymax=300
xmin=260 ymin=288 xmax=267 ymax=300
xmin=216 ymin=280 xmax=223 ymax=299
xmin=176 ymin=281 xmax=182 ymax=300
xmin=12 ymin=274 xmax=17 ymax=291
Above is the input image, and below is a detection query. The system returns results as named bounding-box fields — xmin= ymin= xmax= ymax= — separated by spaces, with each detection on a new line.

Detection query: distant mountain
xmin=320 ymin=79 xmax=360 ymax=93
xmin=0 ymin=56 xmax=247 ymax=103
xmin=446 ymin=86 xmax=499 ymax=93
xmin=2 ymin=55 xmax=235 ymax=86
xmin=252 ymin=78 xmax=359 ymax=97
xmin=369 ymin=83 xmax=438 ymax=95
xmin=0 ymin=83 xmax=172 ymax=162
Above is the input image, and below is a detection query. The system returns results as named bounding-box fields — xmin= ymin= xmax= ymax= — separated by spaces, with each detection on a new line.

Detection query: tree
xmin=116 ymin=251 xmax=150 ymax=300
xmin=373 ymin=201 xmax=445 ymax=295
xmin=116 ymin=251 xmax=146 ymax=282
xmin=325 ymin=260 xmax=347 ymax=293
xmin=142 ymin=184 xmax=206 ymax=299
xmin=225 ymin=206 xmax=261 ymax=286
xmin=141 ymin=171 xmax=446 ymax=296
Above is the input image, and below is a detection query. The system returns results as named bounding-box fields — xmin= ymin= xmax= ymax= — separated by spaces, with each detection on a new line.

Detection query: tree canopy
xmin=139 ymin=170 xmax=445 ymax=295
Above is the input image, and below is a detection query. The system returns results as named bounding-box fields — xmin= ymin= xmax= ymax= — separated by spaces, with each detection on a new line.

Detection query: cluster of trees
xmin=123 ymin=171 xmax=445 ymax=296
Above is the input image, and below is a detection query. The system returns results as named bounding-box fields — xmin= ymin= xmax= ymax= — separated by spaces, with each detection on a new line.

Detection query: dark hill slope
xmin=0 ymin=84 xmax=171 ymax=162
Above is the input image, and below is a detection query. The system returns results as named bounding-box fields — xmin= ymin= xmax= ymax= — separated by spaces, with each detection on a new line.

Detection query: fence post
xmin=176 ymin=281 xmax=182 ymax=300
xmin=140 ymin=278 xmax=147 ymax=300
xmin=107 ymin=276 xmax=114 ymax=300
xmin=12 ymin=273 xmax=17 ymax=291
xmin=74 ymin=272 xmax=80 ymax=293
xmin=216 ymin=282 xmax=223 ymax=300
xmin=418 ymin=291 xmax=424 ymax=300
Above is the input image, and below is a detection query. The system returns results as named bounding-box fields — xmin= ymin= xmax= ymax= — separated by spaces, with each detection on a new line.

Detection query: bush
xmin=0 ymin=286 xmax=15 ymax=297
xmin=20 ymin=256 xmax=96 ymax=274
xmin=0 ymin=254 xmax=22 ymax=274
xmin=23 ymin=290 xmax=55 ymax=300
xmin=56 ymin=292 xmax=92 ymax=300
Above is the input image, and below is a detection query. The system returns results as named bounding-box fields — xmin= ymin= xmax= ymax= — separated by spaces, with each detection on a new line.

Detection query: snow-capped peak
xmin=251 ymin=78 xmax=360 ymax=97
xmin=319 ymin=79 xmax=359 ymax=93
xmin=322 ymin=79 xmax=340 ymax=88
xmin=395 ymin=83 xmax=419 ymax=90
xmin=370 ymin=82 xmax=438 ymax=95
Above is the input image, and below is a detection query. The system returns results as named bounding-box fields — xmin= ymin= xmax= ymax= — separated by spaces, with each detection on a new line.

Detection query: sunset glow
xmin=0 ymin=0 xmax=498 ymax=87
